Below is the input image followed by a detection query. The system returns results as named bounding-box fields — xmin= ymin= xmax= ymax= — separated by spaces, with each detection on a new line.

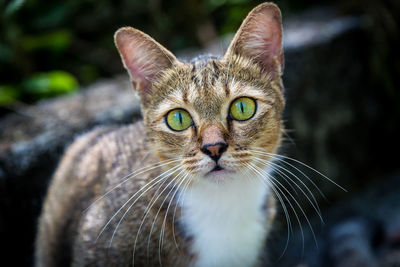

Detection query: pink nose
xmin=207 ymin=144 xmax=223 ymax=157
xmin=201 ymin=142 xmax=228 ymax=162
xmin=201 ymin=125 xmax=228 ymax=162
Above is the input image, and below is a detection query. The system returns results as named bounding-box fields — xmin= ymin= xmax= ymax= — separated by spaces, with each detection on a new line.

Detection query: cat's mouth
xmin=205 ymin=164 xmax=234 ymax=178
xmin=211 ymin=165 xmax=224 ymax=172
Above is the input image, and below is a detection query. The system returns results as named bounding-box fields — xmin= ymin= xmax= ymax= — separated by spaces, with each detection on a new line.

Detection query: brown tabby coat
xmin=35 ymin=2 xmax=285 ymax=266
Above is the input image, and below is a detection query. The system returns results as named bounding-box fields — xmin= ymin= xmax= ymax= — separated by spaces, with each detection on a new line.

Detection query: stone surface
xmin=268 ymin=172 xmax=400 ymax=267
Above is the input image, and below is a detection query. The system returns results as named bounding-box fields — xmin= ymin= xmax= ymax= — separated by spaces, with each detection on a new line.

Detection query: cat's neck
xmin=179 ymin=171 xmax=271 ymax=267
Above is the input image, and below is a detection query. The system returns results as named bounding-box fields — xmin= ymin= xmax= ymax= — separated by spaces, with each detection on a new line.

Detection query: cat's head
xmin=115 ymin=3 xmax=285 ymax=183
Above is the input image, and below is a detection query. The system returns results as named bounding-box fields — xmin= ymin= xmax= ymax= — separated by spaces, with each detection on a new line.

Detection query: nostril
xmin=218 ymin=143 xmax=228 ymax=154
xmin=201 ymin=142 xmax=228 ymax=161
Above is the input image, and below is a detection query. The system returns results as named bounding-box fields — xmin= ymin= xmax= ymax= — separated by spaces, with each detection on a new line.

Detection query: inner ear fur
xmin=114 ymin=27 xmax=178 ymax=98
xmin=224 ymin=2 xmax=284 ymax=76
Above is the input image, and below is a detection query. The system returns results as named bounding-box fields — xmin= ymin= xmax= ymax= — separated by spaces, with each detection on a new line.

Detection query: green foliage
xmin=22 ymin=30 xmax=72 ymax=53
xmin=0 ymin=85 xmax=19 ymax=106
xmin=22 ymin=71 xmax=78 ymax=99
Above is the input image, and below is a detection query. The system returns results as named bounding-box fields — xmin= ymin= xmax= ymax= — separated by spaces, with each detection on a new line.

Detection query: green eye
xmin=230 ymin=97 xmax=256 ymax=121
xmin=166 ymin=109 xmax=192 ymax=131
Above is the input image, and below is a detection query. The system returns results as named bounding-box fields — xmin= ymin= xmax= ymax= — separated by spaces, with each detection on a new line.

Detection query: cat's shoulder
xmin=74 ymin=120 xmax=147 ymax=152
xmin=92 ymin=120 xmax=149 ymax=155
xmin=57 ymin=120 xmax=149 ymax=179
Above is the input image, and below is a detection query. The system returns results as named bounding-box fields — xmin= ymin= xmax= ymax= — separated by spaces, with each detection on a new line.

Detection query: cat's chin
xmin=203 ymin=168 xmax=236 ymax=183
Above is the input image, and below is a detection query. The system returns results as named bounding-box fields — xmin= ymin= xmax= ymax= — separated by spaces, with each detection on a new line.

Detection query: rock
xmin=268 ymin=172 xmax=400 ymax=267
xmin=0 ymin=77 xmax=140 ymax=176
xmin=328 ymin=219 xmax=378 ymax=267
xmin=380 ymin=250 xmax=400 ymax=267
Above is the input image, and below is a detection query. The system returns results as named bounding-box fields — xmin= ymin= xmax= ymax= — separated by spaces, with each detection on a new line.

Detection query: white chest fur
xmin=179 ymin=175 xmax=270 ymax=267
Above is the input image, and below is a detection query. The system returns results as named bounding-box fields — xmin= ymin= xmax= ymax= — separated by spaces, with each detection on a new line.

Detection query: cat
xmin=35 ymin=2 xmax=285 ymax=267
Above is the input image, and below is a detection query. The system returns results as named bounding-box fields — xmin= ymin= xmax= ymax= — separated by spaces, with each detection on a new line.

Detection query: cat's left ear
xmin=114 ymin=27 xmax=178 ymax=101
xmin=224 ymin=3 xmax=283 ymax=77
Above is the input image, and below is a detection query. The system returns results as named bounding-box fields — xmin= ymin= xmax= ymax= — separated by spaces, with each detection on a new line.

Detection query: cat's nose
xmin=201 ymin=142 xmax=228 ymax=162
xmin=201 ymin=124 xmax=228 ymax=162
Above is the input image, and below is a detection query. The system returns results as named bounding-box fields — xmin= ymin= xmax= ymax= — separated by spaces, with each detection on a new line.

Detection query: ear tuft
xmin=114 ymin=27 xmax=177 ymax=97
xmin=224 ymin=3 xmax=283 ymax=76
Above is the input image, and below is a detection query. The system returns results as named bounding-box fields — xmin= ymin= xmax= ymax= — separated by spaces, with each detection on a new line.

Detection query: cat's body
xmin=35 ymin=123 xmax=193 ymax=266
xmin=35 ymin=3 xmax=285 ymax=267
xmin=36 ymin=122 xmax=276 ymax=267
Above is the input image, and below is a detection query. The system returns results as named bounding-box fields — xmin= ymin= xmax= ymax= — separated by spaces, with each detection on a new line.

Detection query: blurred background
xmin=0 ymin=0 xmax=399 ymax=266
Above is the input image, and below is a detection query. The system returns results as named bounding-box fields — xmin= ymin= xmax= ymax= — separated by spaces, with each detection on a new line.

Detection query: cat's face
xmin=143 ymin=56 xmax=284 ymax=181
xmin=115 ymin=3 xmax=284 ymax=183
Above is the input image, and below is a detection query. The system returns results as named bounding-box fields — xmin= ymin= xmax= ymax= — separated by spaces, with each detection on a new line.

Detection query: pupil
xmin=240 ymin=102 xmax=244 ymax=113
xmin=178 ymin=112 xmax=183 ymax=124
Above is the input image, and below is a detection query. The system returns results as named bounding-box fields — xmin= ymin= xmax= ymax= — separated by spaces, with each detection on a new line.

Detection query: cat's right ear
xmin=114 ymin=27 xmax=177 ymax=100
xmin=223 ymin=3 xmax=284 ymax=78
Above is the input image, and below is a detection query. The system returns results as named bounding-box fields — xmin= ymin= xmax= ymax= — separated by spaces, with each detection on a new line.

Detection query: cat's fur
xmin=35 ymin=2 xmax=285 ymax=267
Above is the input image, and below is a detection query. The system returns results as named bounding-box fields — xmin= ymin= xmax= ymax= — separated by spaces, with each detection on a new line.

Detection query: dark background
xmin=1 ymin=0 xmax=397 ymax=109
xmin=0 ymin=0 xmax=399 ymax=266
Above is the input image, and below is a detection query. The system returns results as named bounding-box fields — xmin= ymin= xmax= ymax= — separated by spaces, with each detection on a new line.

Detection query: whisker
xmin=107 ymin=165 xmax=182 ymax=248
xmin=274 ymin=157 xmax=328 ymax=201
xmin=257 ymin=159 xmax=301 ymax=196
xmin=269 ymin=162 xmax=323 ymax=223
xmin=171 ymin=175 xmax=192 ymax=250
xmin=132 ymin=175 xmax=172 ymax=266
xmin=251 ymin=163 xmax=319 ymax=251
xmin=85 ymin=158 xmax=181 ymax=213
xmin=94 ymin=163 xmax=180 ymax=243
xmin=145 ymin=169 xmax=186 ymax=259
xmin=251 ymin=148 xmax=346 ymax=191
xmin=131 ymin=166 xmax=183 ymax=266
xmin=158 ymin=172 xmax=190 ymax=263
xmin=251 ymin=150 xmax=328 ymax=201
xmin=130 ymin=168 xmax=184 ymax=263
xmin=281 ymin=128 xmax=296 ymax=146
xmin=252 ymin=156 xmax=324 ymax=224
xmin=95 ymin=170 xmax=178 ymax=247
xmin=245 ymin=162 xmax=293 ymax=258
xmin=248 ymin=163 xmax=306 ymax=254
xmin=270 ymin=160 xmax=323 ymax=217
